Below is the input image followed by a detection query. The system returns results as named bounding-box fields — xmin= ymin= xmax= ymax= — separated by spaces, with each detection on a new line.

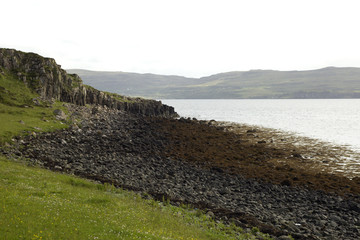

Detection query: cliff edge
xmin=0 ymin=48 xmax=177 ymax=117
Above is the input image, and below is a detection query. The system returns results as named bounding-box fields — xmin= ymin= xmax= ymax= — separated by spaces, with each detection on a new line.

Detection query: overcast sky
xmin=1 ymin=0 xmax=360 ymax=77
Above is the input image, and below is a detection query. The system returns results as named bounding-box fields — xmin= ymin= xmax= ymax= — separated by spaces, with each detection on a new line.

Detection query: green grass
xmin=0 ymin=71 xmax=38 ymax=107
xmin=0 ymin=71 xmax=69 ymax=144
xmin=0 ymin=103 xmax=69 ymax=144
xmin=102 ymin=90 xmax=141 ymax=103
xmin=0 ymin=155 xmax=271 ymax=240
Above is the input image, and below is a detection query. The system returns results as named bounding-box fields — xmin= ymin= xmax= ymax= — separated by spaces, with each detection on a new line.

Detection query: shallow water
xmin=162 ymin=99 xmax=360 ymax=153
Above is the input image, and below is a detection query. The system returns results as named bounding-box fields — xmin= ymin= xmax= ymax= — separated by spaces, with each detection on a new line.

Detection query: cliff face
xmin=0 ymin=48 xmax=177 ymax=117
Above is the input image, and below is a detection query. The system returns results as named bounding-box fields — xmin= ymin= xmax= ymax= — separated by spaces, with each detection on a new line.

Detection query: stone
xmin=54 ymin=165 xmax=62 ymax=170
xmin=247 ymin=129 xmax=257 ymax=133
xmin=32 ymin=98 xmax=41 ymax=106
xmin=53 ymin=109 xmax=66 ymax=120
xmin=206 ymin=211 xmax=215 ymax=218
xmin=281 ymin=179 xmax=292 ymax=186
xmin=292 ymin=153 xmax=303 ymax=158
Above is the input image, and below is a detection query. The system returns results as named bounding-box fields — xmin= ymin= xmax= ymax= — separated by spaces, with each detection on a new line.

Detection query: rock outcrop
xmin=0 ymin=48 xmax=177 ymax=117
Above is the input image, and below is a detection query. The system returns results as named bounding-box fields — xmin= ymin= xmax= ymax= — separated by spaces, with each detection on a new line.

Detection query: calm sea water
xmin=162 ymin=99 xmax=360 ymax=152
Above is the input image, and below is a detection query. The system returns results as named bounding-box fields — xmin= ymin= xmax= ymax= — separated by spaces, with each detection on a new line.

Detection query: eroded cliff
xmin=0 ymin=48 xmax=177 ymax=117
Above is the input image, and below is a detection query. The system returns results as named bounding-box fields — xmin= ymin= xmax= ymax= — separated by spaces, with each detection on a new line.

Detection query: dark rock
xmin=280 ymin=179 xmax=292 ymax=186
xmin=53 ymin=109 xmax=66 ymax=120
xmin=292 ymin=153 xmax=303 ymax=158
xmin=247 ymin=129 xmax=257 ymax=133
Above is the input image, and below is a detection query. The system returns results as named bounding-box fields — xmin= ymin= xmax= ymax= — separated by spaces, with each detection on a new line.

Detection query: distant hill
xmin=67 ymin=67 xmax=360 ymax=99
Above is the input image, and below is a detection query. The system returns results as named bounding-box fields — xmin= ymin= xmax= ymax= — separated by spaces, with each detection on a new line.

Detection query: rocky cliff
xmin=0 ymin=48 xmax=177 ymax=117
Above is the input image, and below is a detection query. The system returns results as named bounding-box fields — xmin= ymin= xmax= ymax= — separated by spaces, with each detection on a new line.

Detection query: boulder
xmin=53 ymin=109 xmax=66 ymax=120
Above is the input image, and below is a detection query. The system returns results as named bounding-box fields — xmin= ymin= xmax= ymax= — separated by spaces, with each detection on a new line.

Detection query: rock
xmin=292 ymin=153 xmax=303 ymax=158
xmin=53 ymin=109 xmax=67 ymax=120
xmin=92 ymin=106 xmax=100 ymax=114
xmin=19 ymin=120 xmax=25 ymax=125
xmin=32 ymin=98 xmax=41 ymax=106
xmin=330 ymin=221 xmax=338 ymax=228
xmin=206 ymin=211 xmax=215 ymax=218
xmin=280 ymin=179 xmax=292 ymax=186
xmin=247 ymin=129 xmax=257 ymax=133
xmin=54 ymin=165 xmax=62 ymax=170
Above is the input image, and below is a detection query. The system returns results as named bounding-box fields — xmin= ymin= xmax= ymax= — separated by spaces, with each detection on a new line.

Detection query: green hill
xmin=68 ymin=67 xmax=360 ymax=99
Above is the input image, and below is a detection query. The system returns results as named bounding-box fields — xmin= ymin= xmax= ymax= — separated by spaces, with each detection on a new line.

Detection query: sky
xmin=2 ymin=0 xmax=360 ymax=78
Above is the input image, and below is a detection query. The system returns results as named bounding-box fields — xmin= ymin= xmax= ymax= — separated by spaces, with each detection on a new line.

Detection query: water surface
xmin=162 ymin=99 xmax=360 ymax=152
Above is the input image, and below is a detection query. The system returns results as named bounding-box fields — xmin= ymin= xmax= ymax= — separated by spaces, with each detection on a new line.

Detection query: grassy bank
xmin=0 ymin=102 xmax=68 ymax=144
xmin=0 ymin=155 xmax=271 ymax=240
xmin=0 ymin=71 xmax=68 ymax=144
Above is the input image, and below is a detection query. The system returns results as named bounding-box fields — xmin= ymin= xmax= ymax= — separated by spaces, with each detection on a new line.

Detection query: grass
xmin=0 ymin=155 xmax=272 ymax=240
xmin=0 ymin=102 xmax=68 ymax=144
xmin=102 ymin=90 xmax=141 ymax=103
xmin=0 ymin=71 xmax=69 ymax=144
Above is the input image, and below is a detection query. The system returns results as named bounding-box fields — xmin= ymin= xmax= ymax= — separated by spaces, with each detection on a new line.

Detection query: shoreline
xmin=214 ymin=121 xmax=360 ymax=179
xmin=3 ymin=105 xmax=360 ymax=239
xmin=162 ymin=98 xmax=360 ymax=154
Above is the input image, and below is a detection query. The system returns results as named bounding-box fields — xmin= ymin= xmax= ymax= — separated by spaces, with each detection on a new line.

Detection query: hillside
xmin=68 ymin=67 xmax=360 ymax=99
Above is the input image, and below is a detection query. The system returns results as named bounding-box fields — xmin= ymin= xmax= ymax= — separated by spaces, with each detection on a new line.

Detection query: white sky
xmin=1 ymin=0 xmax=360 ymax=78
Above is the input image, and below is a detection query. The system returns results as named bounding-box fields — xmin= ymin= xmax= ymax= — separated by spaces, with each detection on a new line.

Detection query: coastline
xmin=2 ymin=105 xmax=360 ymax=239
xmin=215 ymin=121 xmax=360 ymax=179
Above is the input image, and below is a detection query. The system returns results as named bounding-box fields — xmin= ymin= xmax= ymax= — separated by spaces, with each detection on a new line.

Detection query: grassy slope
xmin=0 ymin=71 xmax=273 ymax=239
xmin=0 ymin=72 xmax=68 ymax=144
xmin=1 ymin=156 xmax=268 ymax=240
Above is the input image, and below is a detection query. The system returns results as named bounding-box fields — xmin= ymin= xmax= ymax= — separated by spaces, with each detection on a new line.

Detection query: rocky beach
xmin=1 ymin=48 xmax=360 ymax=239
xmin=3 ymin=104 xmax=360 ymax=240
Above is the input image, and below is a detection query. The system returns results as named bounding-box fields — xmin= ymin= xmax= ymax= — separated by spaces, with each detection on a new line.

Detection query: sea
xmin=162 ymin=99 xmax=360 ymax=153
